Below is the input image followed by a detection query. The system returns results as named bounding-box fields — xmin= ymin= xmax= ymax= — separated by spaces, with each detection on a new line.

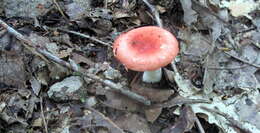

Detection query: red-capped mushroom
xmin=113 ymin=26 xmax=179 ymax=83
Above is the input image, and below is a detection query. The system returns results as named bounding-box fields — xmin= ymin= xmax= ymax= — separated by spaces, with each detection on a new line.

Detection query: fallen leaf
xmin=180 ymin=0 xmax=198 ymax=25
xmin=71 ymin=52 xmax=95 ymax=67
xmin=104 ymin=91 xmax=142 ymax=111
xmin=0 ymin=53 xmax=27 ymax=88
xmin=30 ymin=77 xmax=41 ymax=96
xmin=131 ymin=82 xmax=175 ymax=102
xmin=145 ymin=107 xmax=162 ymax=123
xmin=162 ymin=105 xmax=196 ymax=133
xmin=235 ymin=94 xmax=260 ymax=129
xmin=221 ymin=0 xmax=258 ymax=17
xmin=115 ymin=113 xmax=152 ymax=133
xmin=69 ymin=107 xmax=125 ymax=133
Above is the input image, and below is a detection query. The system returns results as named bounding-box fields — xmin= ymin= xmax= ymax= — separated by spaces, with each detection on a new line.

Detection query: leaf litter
xmin=0 ymin=0 xmax=260 ymax=133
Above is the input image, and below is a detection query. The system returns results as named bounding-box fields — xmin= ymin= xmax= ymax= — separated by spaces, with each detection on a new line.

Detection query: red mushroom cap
xmin=113 ymin=26 xmax=179 ymax=71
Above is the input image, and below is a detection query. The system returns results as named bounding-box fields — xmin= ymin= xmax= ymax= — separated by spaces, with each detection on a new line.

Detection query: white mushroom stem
xmin=142 ymin=68 xmax=162 ymax=83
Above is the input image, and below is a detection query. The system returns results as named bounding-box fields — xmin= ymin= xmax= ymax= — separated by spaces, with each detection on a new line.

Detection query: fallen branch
xmin=52 ymin=0 xmax=69 ymax=21
xmin=58 ymin=29 xmax=112 ymax=47
xmin=194 ymin=115 xmax=205 ymax=133
xmin=0 ymin=19 xmax=151 ymax=105
xmin=40 ymin=97 xmax=48 ymax=133
xmin=150 ymin=95 xmax=210 ymax=109
xmin=142 ymin=0 xmax=162 ymax=27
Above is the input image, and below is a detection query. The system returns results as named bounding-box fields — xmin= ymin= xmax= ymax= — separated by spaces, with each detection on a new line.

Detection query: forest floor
xmin=0 ymin=0 xmax=260 ymax=133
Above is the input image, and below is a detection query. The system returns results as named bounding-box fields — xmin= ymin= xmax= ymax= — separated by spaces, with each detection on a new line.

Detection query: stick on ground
xmin=58 ymin=29 xmax=112 ymax=47
xmin=0 ymin=19 xmax=151 ymax=105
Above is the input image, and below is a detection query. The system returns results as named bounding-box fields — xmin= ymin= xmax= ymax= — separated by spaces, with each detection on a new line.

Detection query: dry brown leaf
xmin=69 ymin=107 xmax=124 ymax=133
xmin=162 ymin=105 xmax=196 ymax=133
xmin=0 ymin=54 xmax=27 ymax=88
xmin=115 ymin=113 xmax=152 ymax=133
xmin=104 ymin=91 xmax=142 ymax=111
xmin=145 ymin=107 xmax=162 ymax=123
xmin=131 ymin=82 xmax=174 ymax=102
xmin=71 ymin=52 xmax=95 ymax=67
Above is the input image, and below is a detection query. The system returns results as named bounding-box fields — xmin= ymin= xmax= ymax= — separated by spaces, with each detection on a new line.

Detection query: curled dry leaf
xmin=0 ymin=89 xmax=39 ymax=126
xmin=162 ymin=105 xmax=196 ymax=133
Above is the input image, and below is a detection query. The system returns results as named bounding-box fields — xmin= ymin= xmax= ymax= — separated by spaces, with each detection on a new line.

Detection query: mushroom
xmin=113 ymin=26 xmax=179 ymax=83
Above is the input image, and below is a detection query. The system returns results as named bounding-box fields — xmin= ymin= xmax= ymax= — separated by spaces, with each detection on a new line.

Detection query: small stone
xmin=48 ymin=76 xmax=84 ymax=101
xmin=86 ymin=96 xmax=97 ymax=107
xmin=103 ymin=66 xmax=122 ymax=80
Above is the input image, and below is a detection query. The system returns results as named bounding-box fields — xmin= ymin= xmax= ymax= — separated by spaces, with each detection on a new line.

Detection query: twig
xmin=150 ymin=96 xmax=210 ymax=109
xmin=0 ymin=19 xmax=151 ymax=105
xmin=37 ymin=48 xmax=71 ymax=68
xmin=40 ymin=97 xmax=48 ymax=133
xmin=0 ymin=19 xmax=49 ymax=62
xmin=203 ymin=34 xmax=260 ymax=68
xmin=104 ymin=0 xmax=108 ymax=8
xmin=201 ymin=106 xmax=253 ymax=133
xmin=83 ymin=72 xmax=151 ymax=105
xmin=142 ymin=0 xmax=162 ymax=27
xmin=194 ymin=115 xmax=205 ymax=133
xmin=236 ymin=27 xmax=256 ymax=34
xmin=206 ymin=64 xmax=248 ymax=70
xmin=223 ymin=50 xmax=260 ymax=68
xmin=203 ymin=36 xmax=260 ymax=68
xmin=191 ymin=0 xmax=230 ymax=26
xmin=58 ymin=29 xmax=112 ymax=47
xmin=252 ymin=42 xmax=260 ymax=49
xmin=52 ymin=0 xmax=69 ymax=21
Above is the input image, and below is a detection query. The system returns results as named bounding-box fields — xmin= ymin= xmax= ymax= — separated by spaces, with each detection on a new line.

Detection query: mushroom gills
xmin=142 ymin=68 xmax=162 ymax=83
